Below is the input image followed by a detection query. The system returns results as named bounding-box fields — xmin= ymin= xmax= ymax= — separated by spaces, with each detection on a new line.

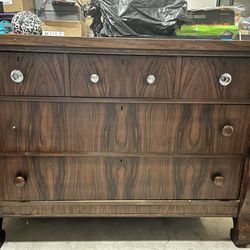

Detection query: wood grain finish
xmin=0 ymin=200 xmax=240 ymax=217
xmin=70 ymin=55 xmax=177 ymax=98
xmin=176 ymin=57 xmax=250 ymax=100
xmin=1 ymin=36 xmax=250 ymax=57
xmin=0 ymin=102 xmax=249 ymax=154
xmin=0 ymin=157 xmax=243 ymax=201
xmin=71 ymin=55 xmax=250 ymax=100
xmin=0 ymin=37 xmax=250 ymax=247
xmin=0 ymin=52 xmax=68 ymax=96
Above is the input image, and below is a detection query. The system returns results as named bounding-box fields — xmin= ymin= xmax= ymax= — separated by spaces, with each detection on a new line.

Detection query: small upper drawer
xmin=70 ymin=54 xmax=177 ymax=98
xmin=176 ymin=57 xmax=250 ymax=100
xmin=0 ymin=52 xmax=68 ymax=96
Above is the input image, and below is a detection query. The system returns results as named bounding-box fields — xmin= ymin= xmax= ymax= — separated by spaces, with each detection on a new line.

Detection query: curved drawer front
xmin=177 ymin=57 xmax=250 ymax=100
xmin=0 ymin=157 xmax=243 ymax=201
xmin=70 ymin=54 xmax=177 ymax=98
xmin=0 ymin=102 xmax=249 ymax=154
xmin=0 ymin=52 xmax=67 ymax=96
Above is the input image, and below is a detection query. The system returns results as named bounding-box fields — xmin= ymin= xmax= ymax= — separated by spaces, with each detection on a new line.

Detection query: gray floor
xmin=2 ymin=217 xmax=249 ymax=250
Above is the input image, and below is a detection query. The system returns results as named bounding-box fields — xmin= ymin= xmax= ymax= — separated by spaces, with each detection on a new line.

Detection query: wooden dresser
xmin=0 ymin=36 xmax=250 ymax=247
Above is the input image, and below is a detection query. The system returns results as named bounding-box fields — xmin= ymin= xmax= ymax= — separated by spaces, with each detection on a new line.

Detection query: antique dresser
xmin=0 ymin=36 xmax=250 ymax=247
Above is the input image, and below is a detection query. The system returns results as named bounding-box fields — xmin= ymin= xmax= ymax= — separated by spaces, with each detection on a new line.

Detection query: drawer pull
xmin=146 ymin=75 xmax=156 ymax=85
xmin=14 ymin=176 xmax=26 ymax=188
xmin=90 ymin=74 xmax=100 ymax=84
xmin=219 ymin=73 xmax=232 ymax=86
xmin=10 ymin=70 xmax=24 ymax=84
xmin=222 ymin=125 xmax=235 ymax=137
xmin=213 ymin=176 xmax=225 ymax=187
xmin=11 ymin=123 xmax=17 ymax=130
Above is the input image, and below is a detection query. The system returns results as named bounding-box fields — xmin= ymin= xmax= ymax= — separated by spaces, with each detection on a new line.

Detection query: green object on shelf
xmin=176 ymin=25 xmax=238 ymax=37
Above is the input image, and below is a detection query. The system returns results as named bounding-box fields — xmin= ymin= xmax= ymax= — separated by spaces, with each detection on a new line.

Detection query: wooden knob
xmin=222 ymin=125 xmax=234 ymax=137
xmin=14 ymin=176 xmax=26 ymax=188
xmin=213 ymin=176 xmax=225 ymax=187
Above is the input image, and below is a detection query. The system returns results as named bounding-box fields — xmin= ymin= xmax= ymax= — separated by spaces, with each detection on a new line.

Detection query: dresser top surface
xmin=1 ymin=35 xmax=250 ymax=56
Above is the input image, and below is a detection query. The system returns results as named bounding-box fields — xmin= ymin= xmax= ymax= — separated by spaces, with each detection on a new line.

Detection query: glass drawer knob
xmin=10 ymin=70 xmax=24 ymax=84
xmin=90 ymin=74 xmax=100 ymax=84
xmin=219 ymin=73 xmax=232 ymax=86
xmin=222 ymin=125 xmax=235 ymax=137
xmin=147 ymin=75 xmax=156 ymax=85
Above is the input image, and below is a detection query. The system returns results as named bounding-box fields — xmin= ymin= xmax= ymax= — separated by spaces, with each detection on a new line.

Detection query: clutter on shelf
xmin=86 ymin=0 xmax=189 ymax=37
xmin=176 ymin=6 xmax=244 ymax=38
xmin=0 ymin=0 xmax=249 ymax=39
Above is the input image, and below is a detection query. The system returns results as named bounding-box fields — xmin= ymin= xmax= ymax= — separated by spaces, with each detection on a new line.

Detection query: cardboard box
xmin=41 ymin=3 xmax=80 ymax=21
xmin=1 ymin=0 xmax=34 ymax=12
xmin=42 ymin=20 xmax=90 ymax=37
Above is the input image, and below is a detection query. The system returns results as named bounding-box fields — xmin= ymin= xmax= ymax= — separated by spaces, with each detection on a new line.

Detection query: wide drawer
xmin=70 ymin=55 xmax=250 ymax=100
xmin=70 ymin=54 xmax=177 ymax=98
xmin=0 ymin=157 xmax=243 ymax=201
xmin=0 ymin=52 xmax=68 ymax=96
xmin=0 ymin=102 xmax=249 ymax=154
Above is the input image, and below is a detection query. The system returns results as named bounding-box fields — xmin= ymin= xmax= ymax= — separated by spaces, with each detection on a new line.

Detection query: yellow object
xmin=2 ymin=0 xmax=34 ymax=12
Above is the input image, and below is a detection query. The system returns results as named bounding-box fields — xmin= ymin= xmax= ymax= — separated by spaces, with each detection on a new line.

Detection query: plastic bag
xmin=94 ymin=0 xmax=188 ymax=37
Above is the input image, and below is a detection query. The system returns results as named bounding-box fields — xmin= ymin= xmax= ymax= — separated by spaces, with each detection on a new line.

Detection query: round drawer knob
xmin=10 ymin=70 xmax=24 ymax=84
xmin=14 ymin=176 xmax=26 ymax=188
xmin=219 ymin=73 xmax=232 ymax=86
xmin=146 ymin=75 xmax=156 ymax=85
xmin=90 ymin=74 xmax=100 ymax=84
xmin=213 ymin=176 xmax=225 ymax=187
xmin=11 ymin=123 xmax=17 ymax=130
xmin=222 ymin=125 xmax=235 ymax=137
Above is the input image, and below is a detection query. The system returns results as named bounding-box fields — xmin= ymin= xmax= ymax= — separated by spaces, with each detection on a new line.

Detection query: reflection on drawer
xmin=176 ymin=57 xmax=250 ymax=100
xmin=0 ymin=102 xmax=249 ymax=154
xmin=0 ymin=157 xmax=243 ymax=201
xmin=0 ymin=52 xmax=67 ymax=96
xmin=70 ymin=54 xmax=177 ymax=98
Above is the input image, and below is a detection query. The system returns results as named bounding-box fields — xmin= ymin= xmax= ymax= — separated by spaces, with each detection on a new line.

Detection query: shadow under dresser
xmin=0 ymin=36 xmax=250 ymax=247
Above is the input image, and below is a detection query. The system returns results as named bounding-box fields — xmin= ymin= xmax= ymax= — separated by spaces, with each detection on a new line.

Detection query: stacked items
xmin=41 ymin=0 xmax=92 ymax=37
xmin=0 ymin=0 xmax=35 ymax=34
xmin=176 ymin=7 xmax=243 ymax=38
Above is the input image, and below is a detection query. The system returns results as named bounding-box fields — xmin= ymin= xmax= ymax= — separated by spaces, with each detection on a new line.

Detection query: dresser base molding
xmin=0 ymin=200 xmax=239 ymax=217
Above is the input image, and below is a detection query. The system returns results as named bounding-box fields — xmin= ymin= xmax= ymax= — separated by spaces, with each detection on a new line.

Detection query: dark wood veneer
xmin=0 ymin=157 xmax=243 ymax=201
xmin=0 ymin=52 xmax=68 ymax=96
xmin=0 ymin=102 xmax=249 ymax=154
xmin=70 ymin=54 xmax=177 ymax=98
xmin=0 ymin=36 xmax=250 ymax=247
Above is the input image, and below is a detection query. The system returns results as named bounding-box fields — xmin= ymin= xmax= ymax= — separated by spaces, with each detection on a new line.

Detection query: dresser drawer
xmin=70 ymin=54 xmax=176 ymax=98
xmin=0 ymin=52 xmax=68 ymax=96
xmin=0 ymin=157 xmax=243 ymax=201
xmin=0 ymin=102 xmax=249 ymax=154
xmin=177 ymin=57 xmax=250 ymax=100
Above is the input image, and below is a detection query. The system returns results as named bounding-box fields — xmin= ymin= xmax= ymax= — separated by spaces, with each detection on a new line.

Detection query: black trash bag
xmin=94 ymin=0 xmax=188 ymax=36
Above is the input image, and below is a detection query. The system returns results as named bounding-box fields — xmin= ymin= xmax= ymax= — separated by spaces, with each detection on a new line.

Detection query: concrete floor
xmin=1 ymin=217 xmax=249 ymax=250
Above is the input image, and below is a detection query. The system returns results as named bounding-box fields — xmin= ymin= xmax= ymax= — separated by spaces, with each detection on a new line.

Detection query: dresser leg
xmin=0 ymin=218 xmax=5 ymax=248
xmin=231 ymin=217 xmax=250 ymax=248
